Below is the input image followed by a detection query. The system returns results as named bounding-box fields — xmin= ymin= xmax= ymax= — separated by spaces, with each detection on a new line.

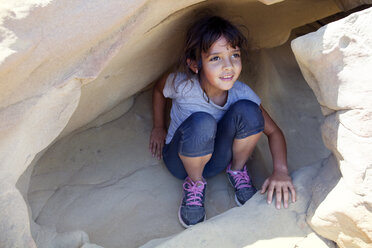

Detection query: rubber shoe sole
xmin=234 ymin=194 xmax=243 ymax=207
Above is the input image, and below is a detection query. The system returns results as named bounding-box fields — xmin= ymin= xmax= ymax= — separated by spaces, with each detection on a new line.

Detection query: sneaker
xmin=226 ymin=163 xmax=257 ymax=206
xmin=178 ymin=177 xmax=206 ymax=228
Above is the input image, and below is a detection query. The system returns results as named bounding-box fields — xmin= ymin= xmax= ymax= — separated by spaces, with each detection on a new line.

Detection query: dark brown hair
xmin=173 ymin=15 xmax=250 ymax=99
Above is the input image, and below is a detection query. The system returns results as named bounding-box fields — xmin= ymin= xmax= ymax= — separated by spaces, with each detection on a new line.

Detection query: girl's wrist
xmin=153 ymin=125 xmax=165 ymax=129
xmin=273 ymin=164 xmax=289 ymax=174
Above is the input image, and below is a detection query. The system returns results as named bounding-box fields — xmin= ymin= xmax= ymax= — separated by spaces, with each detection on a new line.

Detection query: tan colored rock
xmin=291 ymin=7 xmax=372 ymax=248
xmin=60 ymin=0 xmax=341 ymax=136
xmin=141 ymin=161 xmax=332 ymax=248
xmin=0 ymin=79 xmax=81 ymax=247
xmin=28 ymin=39 xmax=331 ymax=247
xmin=0 ymin=0 xmax=364 ymax=247
xmin=249 ymin=42 xmax=330 ymax=175
xmin=28 ymin=91 xmax=235 ymax=247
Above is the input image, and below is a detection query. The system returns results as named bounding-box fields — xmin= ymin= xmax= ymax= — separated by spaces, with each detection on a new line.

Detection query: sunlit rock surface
xmin=0 ymin=0 xmax=370 ymax=247
xmin=27 ymin=39 xmax=330 ymax=247
xmin=141 ymin=160 xmax=333 ymax=248
xmin=292 ymin=7 xmax=372 ymax=248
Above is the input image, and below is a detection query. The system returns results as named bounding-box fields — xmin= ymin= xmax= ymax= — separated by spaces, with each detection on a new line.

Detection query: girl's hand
xmin=260 ymin=171 xmax=296 ymax=209
xmin=149 ymin=127 xmax=167 ymax=160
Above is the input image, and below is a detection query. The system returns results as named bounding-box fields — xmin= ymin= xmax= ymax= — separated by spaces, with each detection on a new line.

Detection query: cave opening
xmin=16 ymin=2 xmax=370 ymax=248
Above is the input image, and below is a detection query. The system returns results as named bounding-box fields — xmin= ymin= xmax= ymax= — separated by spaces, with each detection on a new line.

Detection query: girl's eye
xmin=232 ymin=53 xmax=241 ymax=58
xmin=210 ymin=56 xmax=220 ymax=62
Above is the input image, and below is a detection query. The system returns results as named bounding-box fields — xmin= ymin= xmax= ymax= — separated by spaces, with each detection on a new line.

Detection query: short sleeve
xmin=163 ymin=73 xmax=186 ymax=99
xmin=163 ymin=73 xmax=176 ymax=98
xmin=235 ymin=81 xmax=261 ymax=106
xmin=163 ymin=72 xmax=194 ymax=99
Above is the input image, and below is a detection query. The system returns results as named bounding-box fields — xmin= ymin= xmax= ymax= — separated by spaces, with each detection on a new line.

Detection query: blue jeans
xmin=162 ymin=100 xmax=265 ymax=179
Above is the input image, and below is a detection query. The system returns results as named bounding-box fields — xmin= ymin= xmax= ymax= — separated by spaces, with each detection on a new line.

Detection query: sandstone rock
xmin=0 ymin=79 xmax=81 ymax=247
xmin=291 ymin=7 xmax=372 ymax=248
xmin=28 ymin=91 xmax=236 ymax=247
xmin=249 ymin=42 xmax=330 ymax=175
xmin=0 ymin=0 xmax=365 ymax=247
xmin=141 ymin=161 xmax=333 ymax=248
xmin=28 ymin=37 xmax=333 ymax=247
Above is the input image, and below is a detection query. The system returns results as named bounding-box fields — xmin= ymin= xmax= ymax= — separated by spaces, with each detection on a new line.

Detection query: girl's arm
xmin=260 ymin=106 xmax=296 ymax=209
xmin=149 ymin=73 xmax=169 ymax=159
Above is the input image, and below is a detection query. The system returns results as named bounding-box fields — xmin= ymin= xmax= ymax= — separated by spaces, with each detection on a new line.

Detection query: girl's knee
xmin=231 ymin=100 xmax=259 ymax=112
xmin=178 ymin=112 xmax=216 ymax=156
xmin=227 ymin=100 xmax=264 ymax=136
xmin=231 ymin=100 xmax=263 ymax=122
xmin=188 ymin=112 xmax=217 ymax=136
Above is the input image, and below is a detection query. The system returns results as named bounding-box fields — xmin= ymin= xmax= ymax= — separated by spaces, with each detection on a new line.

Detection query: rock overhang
xmin=0 ymin=1 xmax=371 ymax=248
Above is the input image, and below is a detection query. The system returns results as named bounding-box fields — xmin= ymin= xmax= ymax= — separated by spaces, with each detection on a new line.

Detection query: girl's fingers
xmin=275 ymin=186 xmax=282 ymax=209
xmin=267 ymin=186 xmax=275 ymax=204
xmin=261 ymin=179 xmax=269 ymax=194
xmin=149 ymin=131 xmax=166 ymax=159
xmin=159 ymin=143 xmax=164 ymax=160
xmin=152 ymin=142 xmax=157 ymax=157
xmin=289 ymin=184 xmax=296 ymax=202
xmin=149 ymin=140 xmax=153 ymax=153
xmin=157 ymin=143 xmax=162 ymax=159
xmin=283 ymin=187 xmax=289 ymax=208
xmin=261 ymin=178 xmax=296 ymax=208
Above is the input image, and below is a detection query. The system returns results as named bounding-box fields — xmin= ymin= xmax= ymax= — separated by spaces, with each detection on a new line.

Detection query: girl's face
xmin=200 ymin=36 xmax=242 ymax=95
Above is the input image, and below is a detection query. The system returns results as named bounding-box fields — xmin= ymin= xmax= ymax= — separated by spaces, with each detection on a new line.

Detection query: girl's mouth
xmin=220 ymin=75 xmax=234 ymax=81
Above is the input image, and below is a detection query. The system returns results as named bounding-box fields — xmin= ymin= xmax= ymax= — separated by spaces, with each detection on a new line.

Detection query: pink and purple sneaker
xmin=226 ymin=163 xmax=257 ymax=206
xmin=178 ymin=177 xmax=207 ymax=228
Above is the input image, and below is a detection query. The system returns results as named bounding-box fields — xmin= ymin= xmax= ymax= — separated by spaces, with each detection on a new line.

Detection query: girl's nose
xmin=223 ymin=58 xmax=233 ymax=70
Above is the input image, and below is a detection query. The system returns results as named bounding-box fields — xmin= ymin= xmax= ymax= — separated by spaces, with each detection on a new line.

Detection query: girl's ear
xmin=187 ymin=58 xmax=199 ymax=74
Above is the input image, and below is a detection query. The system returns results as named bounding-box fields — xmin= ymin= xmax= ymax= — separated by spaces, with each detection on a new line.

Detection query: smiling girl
xmin=149 ymin=16 xmax=296 ymax=228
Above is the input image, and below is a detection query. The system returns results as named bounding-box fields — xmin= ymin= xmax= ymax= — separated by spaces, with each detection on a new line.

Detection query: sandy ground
xmin=28 ymin=90 xmax=241 ymax=248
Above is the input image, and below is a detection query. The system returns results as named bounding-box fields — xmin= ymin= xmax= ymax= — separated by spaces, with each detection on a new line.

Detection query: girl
xmin=149 ymin=16 xmax=296 ymax=228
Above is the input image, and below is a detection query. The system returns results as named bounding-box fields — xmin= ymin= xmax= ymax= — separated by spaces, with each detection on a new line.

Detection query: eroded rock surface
xmin=0 ymin=0 xmax=370 ymax=247
xmin=28 ymin=39 xmax=330 ymax=247
xmin=28 ymin=91 xmax=237 ymax=247
xmin=292 ymin=7 xmax=372 ymax=248
xmin=141 ymin=160 xmax=333 ymax=248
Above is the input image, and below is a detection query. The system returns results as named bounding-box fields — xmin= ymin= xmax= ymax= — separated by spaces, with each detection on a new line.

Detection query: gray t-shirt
xmin=163 ymin=72 xmax=261 ymax=144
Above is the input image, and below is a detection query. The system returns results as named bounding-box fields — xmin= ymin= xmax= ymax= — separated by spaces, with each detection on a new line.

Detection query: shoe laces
xmin=228 ymin=166 xmax=252 ymax=190
xmin=183 ymin=179 xmax=205 ymax=207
